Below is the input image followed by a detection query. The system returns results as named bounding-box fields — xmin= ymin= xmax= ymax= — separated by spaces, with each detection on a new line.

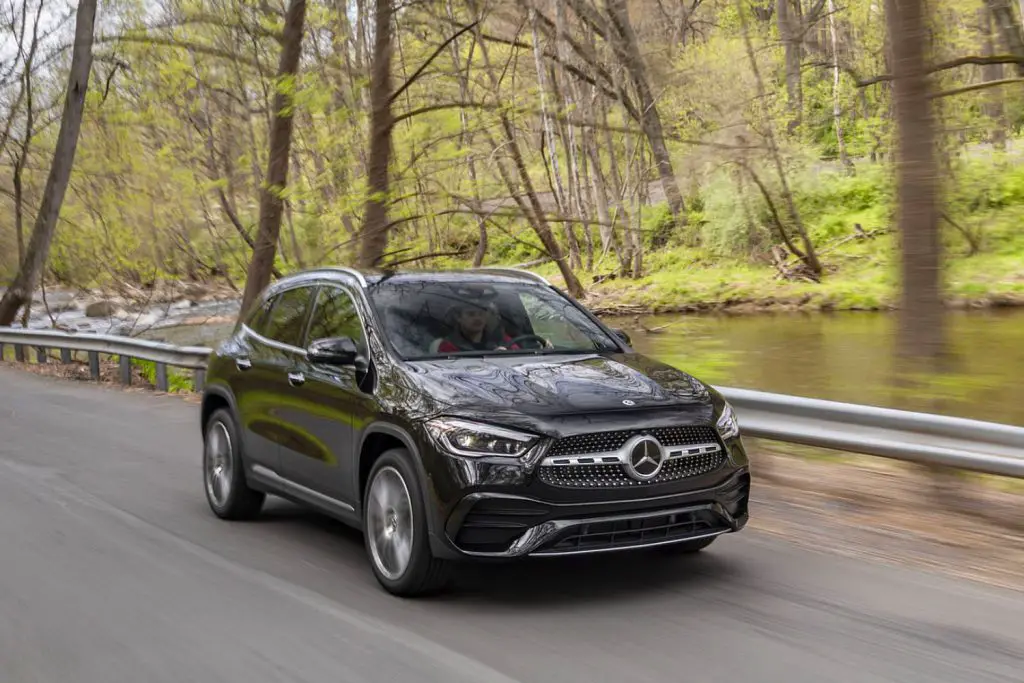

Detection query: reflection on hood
xmin=410 ymin=352 xmax=711 ymax=416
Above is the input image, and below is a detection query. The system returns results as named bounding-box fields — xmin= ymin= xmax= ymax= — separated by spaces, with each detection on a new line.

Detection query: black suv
xmin=200 ymin=267 xmax=750 ymax=596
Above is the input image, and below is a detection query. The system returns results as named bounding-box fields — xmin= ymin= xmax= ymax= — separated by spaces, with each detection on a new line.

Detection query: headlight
xmin=425 ymin=418 xmax=541 ymax=458
xmin=716 ymin=402 xmax=740 ymax=440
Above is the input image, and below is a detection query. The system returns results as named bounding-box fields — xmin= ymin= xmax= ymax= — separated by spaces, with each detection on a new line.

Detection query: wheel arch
xmin=357 ymin=422 xmax=436 ymax=533
xmin=200 ymin=384 xmax=239 ymax=434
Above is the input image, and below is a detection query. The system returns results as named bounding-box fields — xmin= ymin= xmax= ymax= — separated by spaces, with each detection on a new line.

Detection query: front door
xmin=278 ymin=284 xmax=372 ymax=508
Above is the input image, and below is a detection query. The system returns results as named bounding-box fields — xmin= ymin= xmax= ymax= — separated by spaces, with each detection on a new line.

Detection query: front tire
xmin=203 ymin=408 xmax=265 ymax=520
xmin=363 ymin=448 xmax=452 ymax=597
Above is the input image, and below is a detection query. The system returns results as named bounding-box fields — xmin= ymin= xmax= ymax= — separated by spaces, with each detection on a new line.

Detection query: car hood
xmin=404 ymin=352 xmax=714 ymax=419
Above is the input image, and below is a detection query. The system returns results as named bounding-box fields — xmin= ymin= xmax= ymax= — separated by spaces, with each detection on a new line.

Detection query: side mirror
xmin=307 ymin=336 xmax=359 ymax=366
xmin=611 ymin=328 xmax=631 ymax=345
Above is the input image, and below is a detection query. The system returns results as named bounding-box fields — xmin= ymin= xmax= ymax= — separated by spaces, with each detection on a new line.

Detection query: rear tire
xmin=203 ymin=408 xmax=265 ymax=520
xmin=657 ymin=535 xmax=717 ymax=555
xmin=363 ymin=448 xmax=452 ymax=597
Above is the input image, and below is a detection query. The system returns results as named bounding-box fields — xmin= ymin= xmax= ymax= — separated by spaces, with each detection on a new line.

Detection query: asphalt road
xmin=2 ymin=367 xmax=1023 ymax=683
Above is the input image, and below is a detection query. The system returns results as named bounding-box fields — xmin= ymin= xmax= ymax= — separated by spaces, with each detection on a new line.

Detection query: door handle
xmin=236 ymin=357 xmax=252 ymax=371
xmin=287 ymin=371 xmax=306 ymax=387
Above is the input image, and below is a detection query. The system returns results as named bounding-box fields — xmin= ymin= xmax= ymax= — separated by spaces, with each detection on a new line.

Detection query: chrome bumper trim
xmin=540 ymin=441 xmax=722 ymax=467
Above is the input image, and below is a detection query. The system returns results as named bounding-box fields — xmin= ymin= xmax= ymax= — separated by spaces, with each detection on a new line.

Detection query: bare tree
xmin=827 ymin=0 xmax=851 ymax=172
xmin=886 ymin=0 xmax=943 ymax=362
xmin=357 ymin=0 xmax=394 ymax=270
xmin=239 ymin=0 xmax=308 ymax=316
xmin=777 ymin=0 xmax=803 ymax=134
xmin=604 ymin=0 xmax=685 ymax=242
xmin=0 ymin=0 xmax=97 ymax=326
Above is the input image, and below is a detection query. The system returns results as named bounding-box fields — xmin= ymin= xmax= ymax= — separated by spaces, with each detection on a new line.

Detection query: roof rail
xmin=316 ymin=266 xmax=368 ymax=287
xmin=472 ymin=266 xmax=551 ymax=285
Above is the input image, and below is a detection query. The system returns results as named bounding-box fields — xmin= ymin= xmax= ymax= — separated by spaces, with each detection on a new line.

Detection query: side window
xmin=306 ymin=286 xmax=366 ymax=353
xmin=244 ymin=297 xmax=274 ymax=336
xmin=262 ymin=287 xmax=314 ymax=347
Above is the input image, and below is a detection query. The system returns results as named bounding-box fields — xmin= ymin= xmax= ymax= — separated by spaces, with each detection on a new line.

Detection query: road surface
xmin=1 ymin=367 xmax=1022 ymax=683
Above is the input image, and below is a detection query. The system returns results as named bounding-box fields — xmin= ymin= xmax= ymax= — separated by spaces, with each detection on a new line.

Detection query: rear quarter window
xmin=261 ymin=287 xmax=314 ymax=347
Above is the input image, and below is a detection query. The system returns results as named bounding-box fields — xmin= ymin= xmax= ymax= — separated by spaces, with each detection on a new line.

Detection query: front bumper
xmin=434 ymin=467 xmax=750 ymax=559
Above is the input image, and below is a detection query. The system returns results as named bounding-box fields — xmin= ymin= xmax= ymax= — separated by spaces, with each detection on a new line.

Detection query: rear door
xmin=228 ymin=296 xmax=282 ymax=472
xmin=241 ymin=285 xmax=316 ymax=476
xmin=278 ymin=284 xmax=374 ymax=507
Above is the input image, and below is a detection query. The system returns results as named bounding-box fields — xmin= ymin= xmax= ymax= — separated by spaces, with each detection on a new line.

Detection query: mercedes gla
xmin=200 ymin=267 xmax=750 ymax=596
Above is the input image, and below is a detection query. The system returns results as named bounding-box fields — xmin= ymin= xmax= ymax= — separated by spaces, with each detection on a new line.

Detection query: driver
xmin=436 ymin=291 xmax=520 ymax=353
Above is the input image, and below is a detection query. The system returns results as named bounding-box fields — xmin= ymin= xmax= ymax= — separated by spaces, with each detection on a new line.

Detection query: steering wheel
xmin=508 ymin=333 xmax=549 ymax=349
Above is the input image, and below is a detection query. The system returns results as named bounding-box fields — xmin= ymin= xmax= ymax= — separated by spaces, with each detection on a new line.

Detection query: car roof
xmin=265 ymin=266 xmax=551 ymax=295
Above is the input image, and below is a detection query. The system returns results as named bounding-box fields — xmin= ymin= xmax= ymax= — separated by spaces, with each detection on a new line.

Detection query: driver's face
xmin=457 ymin=306 xmax=488 ymax=334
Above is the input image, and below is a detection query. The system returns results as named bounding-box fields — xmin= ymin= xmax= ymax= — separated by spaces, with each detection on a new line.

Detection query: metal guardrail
xmin=720 ymin=387 xmax=1024 ymax=479
xmin=0 ymin=327 xmax=211 ymax=391
xmin=2 ymin=327 xmax=1023 ymax=478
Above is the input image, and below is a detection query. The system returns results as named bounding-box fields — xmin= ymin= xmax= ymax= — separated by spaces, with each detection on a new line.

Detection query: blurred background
xmin=2 ymin=0 xmax=1023 ymax=425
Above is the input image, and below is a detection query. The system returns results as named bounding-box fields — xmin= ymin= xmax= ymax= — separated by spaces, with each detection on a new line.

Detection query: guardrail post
xmin=60 ymin=347 xmax=72 ymax=364
xmin=193 ymin=369 xmax=205 ymax=392
xmin=88 ymin=351 xmax=100 ymax=380
xmin=36 ymin=346 xmax=47 ymax=363
xmin=119 ymin=355 xmax=132 ymax=386
xmin=15 ymin=344 xmax=24 ymax=362
xmin=155 ymin=362 xmax=168 ymax=392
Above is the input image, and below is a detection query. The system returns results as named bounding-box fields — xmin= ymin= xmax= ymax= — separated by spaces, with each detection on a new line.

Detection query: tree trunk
xmin=356 ymin=0 xmax=394 ymax=271
xmin=986 ymin=0 xmax=1024 ymax=75
xmin=605 ymin=0 xmax=685 ymax=244
xmin=777 ymin=0 xmax=803 ymax=134
xmin=737 ymin=0 xmax=822 ymax=277
xmin=0 ymin=0 xmax=96 ymax=326
xmin=827 ymin=0 xmax=852 ymax=171
xmin=469 ymin=14 xmax=584 ymax=298
xmin=238 ymin=0 xmax=308 ymax=317
xmin=886 ymin=0 xmax=944 ymax=362
xmin=981 ymin=6 xmax=1008 ymax=149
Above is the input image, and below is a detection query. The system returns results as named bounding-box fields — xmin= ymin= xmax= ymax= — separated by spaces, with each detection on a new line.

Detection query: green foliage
xmin=0 ymin=0 xmax=1020 ymax=319
xmin=131 ymin=359 xmax=194 ymax=393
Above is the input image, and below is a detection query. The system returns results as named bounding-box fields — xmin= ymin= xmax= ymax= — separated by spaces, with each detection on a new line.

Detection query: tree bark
xmin=0 ymin=0 xmax=97 ymax=326
xmin=469 ymin=12 xmax=585 ymax=298
xmin=356 ymin=0 xmax=394 ymax=270
xmin=886 ymin=0 xmax=944 ymax=362
xmin=777 ymin=0 xmax=803 ymax=134
xmin=981 ymin=6 xmax=1009 ymax=149
xmin=827 ymin=0 xmax=851 ymax=171
xmin=604 ymin=0 xmax=686 ymax=243
xmin=986 ymin=0 xmax=1024 ymax=75
xmin=737 ymin=0 xmax=822 ymax=277
xmin=238 ymin=0 xmax=308 ymax=317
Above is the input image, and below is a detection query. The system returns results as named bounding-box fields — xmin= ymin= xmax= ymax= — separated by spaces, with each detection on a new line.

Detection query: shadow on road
xmin=252 ymin=498 xmax=748 ymax=606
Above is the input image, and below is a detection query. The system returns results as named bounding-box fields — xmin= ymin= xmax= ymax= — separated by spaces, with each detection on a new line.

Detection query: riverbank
xmin=527 ymin=240 xmax=1024 ymax=316
xmin=13 ymin=223 xmax=1024 ymax=332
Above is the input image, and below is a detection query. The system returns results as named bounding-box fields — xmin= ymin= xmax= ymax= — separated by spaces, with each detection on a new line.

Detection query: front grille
xmin=548 ymin=425 xmax=720 ymax=457
xmin=538 ymin=450 xmax=725 ymax=489
xmin=454 ymin=498 xmax=550 ymax=553
xmin=534 ymin=507 xmax=726 ymax=555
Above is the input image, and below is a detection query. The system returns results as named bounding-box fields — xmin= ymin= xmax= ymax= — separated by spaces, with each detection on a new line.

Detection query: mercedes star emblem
xmin=624 ymin=435 xmax=665 ymax=481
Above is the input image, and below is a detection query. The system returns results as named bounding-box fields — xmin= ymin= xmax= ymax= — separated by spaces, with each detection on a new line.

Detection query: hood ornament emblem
xmin=622 ymin=399 xmax=636 ymax=406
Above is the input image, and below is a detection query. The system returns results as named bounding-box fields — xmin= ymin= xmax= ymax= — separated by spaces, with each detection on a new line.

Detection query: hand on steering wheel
xmin=508 ymin=333 xmax=550 ymax=349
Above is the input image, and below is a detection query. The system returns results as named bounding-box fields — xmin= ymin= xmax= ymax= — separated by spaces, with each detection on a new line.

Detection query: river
xmin=129 ymin=305 xmax=1024 ymax=428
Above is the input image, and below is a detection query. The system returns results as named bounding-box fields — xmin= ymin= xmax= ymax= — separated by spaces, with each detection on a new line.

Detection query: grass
xmin=131 ymin=358 xmax=195 ymax=393
xmin=511 ymin=161 xmax=1024 ymax=315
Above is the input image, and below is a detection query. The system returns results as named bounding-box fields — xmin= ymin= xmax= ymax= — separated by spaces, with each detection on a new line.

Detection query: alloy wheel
xmin=366 ymin=465 xmax=414 ymax=580
xmin=205 ymin=420 xmax=233 ymax=508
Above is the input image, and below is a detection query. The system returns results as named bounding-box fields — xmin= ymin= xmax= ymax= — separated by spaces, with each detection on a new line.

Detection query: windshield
xmin=366 ymin=279 xmax=621 ymax=360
